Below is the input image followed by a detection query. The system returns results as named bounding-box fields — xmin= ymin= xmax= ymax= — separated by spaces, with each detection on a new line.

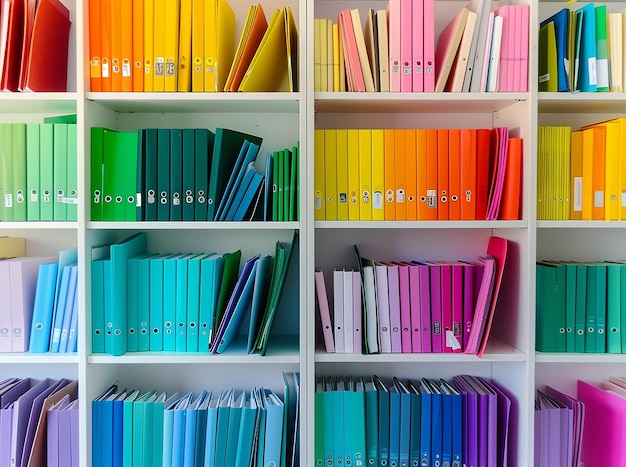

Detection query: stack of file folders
xmin=91 ymin=126 xmax=299 ymax=222
xmin=91 ymin=231 xmax=297 ymax=356
xmin=314 ymin=127 xmax=522 ymax=221
xmin=534 ymin=386 xmax=584 ymax=467
xmin=0 ymin=243 xmax=79 ymax=354
xmin=315 ymin=374 xmax=514 ymax=467
xmin=536 ymin=260 xmax=626 ymax=354
xmin=88 ymin=0 xmax=298 ymax=92
xmin=315 ymin=236 xmax=508 ymax=356
xmin=538 ymin=120 xmax=626 ymax=221
xmin=0 ymin=378 xmax=78 ymax=467
xmin=0 ymin=0 xmax=71 ymax=92
xmin=92 ymin=372 xmax=299 ymax=467
xmin=539 ymin=4 xmax=620 ymax=93
xmin=0 ymin=119 xmax=78 ymax=222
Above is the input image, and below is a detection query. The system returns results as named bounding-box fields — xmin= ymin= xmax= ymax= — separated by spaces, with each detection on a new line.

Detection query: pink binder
xmin=412 ymin=0 xmax=424 ymax=92
xmin=427 ymin=262 xmax=443 ymax=353
xmin=340 ymin=10 xmax=366 ymax=92
xmin=423 ymin=0 xmax=436 ymax=91
xmin=375 ymin=263 xmax=392 ymax=353
xmin=0 ymin=262 xmax=12 ymax=352
xmin=314 ymin=270 xmax=335 ymax=353
xmin=407 ymin=262 xmax=422 ymax=352
xmin=439 ymin=262 xmax=453 ymax=353
xmin=578 ymin=379 xmax=626 ymax=466
xmin=333 ymin=270 xmax=345 ymax=353
xmin=387 ymin=0 xmax=401 ymax=92
xmin=400 ymin=0 xmax=412 ymax=92
xmin=519 ymin=5 xmax=529 ymax=92
xmin=418 ymin=262 xmax=431 ymax=352
xmin=353 ymin=271 xmax=362 ymax=354
xmin=494 ymin=5 xmax=513 ymax=92
xmin=511 ymin=5 xmax=521 ymax=93
xmin=395 ymin=262 xmax=412 ymax=352
xmin=343 ymin=270 xmax=354 ymax=353
xmin=386 ymin=262 xmax=403 ymax=353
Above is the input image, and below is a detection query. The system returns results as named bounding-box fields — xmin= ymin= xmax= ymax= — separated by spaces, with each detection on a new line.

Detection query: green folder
xmin=0 ymin=124 xmax=14 ymax=221
xmin=271 ymin=150 xmax=279 ymax=221
xmin=574 ymin=263 xmax=587 ymax=352
xmin=66 ymin=124 xmax=78 ymax=221
xmin=212 ymin=249 xmax=242 ymax=347
xmin=182 ymin=128 xmax=195 ymax=221
xmin=283 ymin=148 xmax=291 ymax=221
xmin=251 ymin=230 xmax=298 ymax=355
xmin=90 ymin=127 xmax=105 ymax=221
xmin=169 ymin=129 xmax=183 ymax=221
xmin=606 ymin=262 xmax=621 ymax=353
xmin=290 ymin=144 xmax=298 ymax=221
xmin=144 ymin=128 xmax=158 ymax=221
xmin=53 ymin=123 xmax=68 ymax=221
xmin=157 ymin=129 xmax=170 ymax=221
xmin=39 ymin=124 xmax=54 ymax=221
xmin=194 ymin=128 xmax=215 ymax=221
xmin=12 ymin=123 xmax=27 ymax=221
xmin=276 ymin=150 xmax=284 ymax=221
xmin=26 ymin=124 xmax=40 ymax=221
xmin=117 ymin=131 xmax=138 ymax=221
xmin=207 ymin=128 xmax=262 ymax=221
xmin=43 ymin=114 xmax=78 ymax=124
xmin=538 ymin=22 xmax=558 ymax=92
xmin=595 ymin=5 xmax=609 ymax=92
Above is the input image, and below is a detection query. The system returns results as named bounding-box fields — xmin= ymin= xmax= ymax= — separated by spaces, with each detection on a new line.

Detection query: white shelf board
xmin=538 ymin=92 xmax=626 ymax=113
xmin=538 ymin=220 xmax=626 ymax=229
xmin=87 ymin=221 xmax=301 ymax=230
xmin=315 ymin=220 xmax=527 ymax=229
xmin=0 ymin=93 xmax=77 ymax=113
xmin=535 ymin=352 xmax=626 ymax=363
xmin=315 ymin=92 xmax=528 ymax=113
xmin=0 ymin=222 xmax=78 ymax=230
xmin=0 ymin=353 xmax=79 ymax=364
xmin=86 ymin=92 xmax=301 ymax=113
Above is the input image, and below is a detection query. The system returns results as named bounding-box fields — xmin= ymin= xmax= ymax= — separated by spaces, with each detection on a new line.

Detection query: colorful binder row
xmin=536 ymin=260 xmax=626 ymax=354
xmin=534 ymin=386 xmax=584 ymax=467
xmin=92 ymin=373 xmax=299 ymax=467
xmin=91 ymin=231 xmax=297 ymax=356
xmin=315 ymin=375 xmax=513 ymax=467
xmin=540 ymin=4 xmax=625 ymax=93
xmin=0 ymin=378 xmax=78 ymax=467
xmin=91 ymin=126 xmax=299 ymax=222
xmin=538 ymin=120 xmax=626 ymax=221
xmin=314 ymin=1 xmax=528 ymax=93
xmin=314 ymin=128 xmax=522 ymax=221
xmin=88 ymin=0 xmax=298 ymax=92
xmin=0 ymin=120 xmax=77 ymax=222
xmin=0 ymin=0 xmax=71 ymax=92
xmin=27 ymin=247 xmax=79 ymax=354
xmin=316 ymin=237 xmax=508 ymax=356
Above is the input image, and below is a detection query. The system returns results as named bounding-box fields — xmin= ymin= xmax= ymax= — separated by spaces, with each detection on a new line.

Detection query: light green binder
xmin=12 ymin=124 xmax=27 ymax=221
xmin=25 ymin=123 xmax=40 ymax=221
xmin=53 ymin=123 xmax=68 ymax=221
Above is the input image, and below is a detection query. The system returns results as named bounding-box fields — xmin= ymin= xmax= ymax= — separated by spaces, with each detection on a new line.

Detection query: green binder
xmin=136 ymin=129 xmax=146 ymax=221
xmin=0 ymin=124 xmax=14 ymax=221
xmin=40 ymin=124 xmax=54 ymax=221
xmin=53 ymin=123 xmax=68 ymax=221
xmin=66 ymin=124 xmax=78 ymax=221
xmin=574 ymin=264 xmax=587 ymax=352
xmin=564 ymin=263 xmax=577 ymax=352
xmin=12 ymin=123 xmax=27 ymax=221
xmin=194 ymin=128 xmax=215 ymax=221
xmin=90 ymin=127 xmax=105 ymax=221
xmin=25 ymin=123 xmax=40 ymax=221
xmin=536 ymin=261 xmax=565 ymax=352
xmin=606 ymin=262 xmax=621 ymax=353
xmin=144 ymin=129 xmax=158 ymax=221
xmin=117 ymin=131 xmax=138 ymax=221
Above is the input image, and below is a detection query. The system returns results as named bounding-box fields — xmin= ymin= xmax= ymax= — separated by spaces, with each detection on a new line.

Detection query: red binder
xmin=1 ymin=0 xmax=25 ymax=91
xmin=23 ymin=0 xmax=71 ymax=92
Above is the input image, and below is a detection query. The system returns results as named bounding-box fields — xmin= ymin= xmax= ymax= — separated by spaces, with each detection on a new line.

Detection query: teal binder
xmin=575 ymin=264 xmax=587 ymax=352
xmin=314 ymin=380 xmax=325 ymax=467
xmin=364 ymin=378 xmax=379 ymax=467
xmin=175 ymin=253 xmax=191 ymax=352
xmin=122 ymin=389 xmax=140 ymax=467
xmin=163 ymin=254 xmax=186 ymax=351
xmin=606 ymin=263 xmax=621 ymax=353
xmin=149 ymin=253 xmax=173 ymax=351
xmin=169 ymin=128 xmax=183 ymax=221
xmin=346 ymin=377 xmax=367 ymax=467
xmin=132 ymin=390 xmax=157 ymax=467
xmin=374 ymin=375 xmax=390 ymax=467
xmin=144 ymin=129 xmax=158 ymax=221
xmin=564 ymin=263 xmax=577 ymax=352
xmin=214 ymin=388 xmax=234 ymax=467
xmin=199 ymin=253 xmax=225 ymax=352
xmin=137 ymin=254 xmax=157 ymax=351
xmin=91 ymin=244 xmax=110 ymax=354
xmin=194 ymin=129 xmax=215 ymax=221
xmin=234 ymin=391 xmax=258 ymax=467
xmin=181 ymin=129 xmax=195 ymax=221
xmin=157 ymin=129 xmax=171 ymax=221
xmin=187 ymin=253 xmax=205 ymax=351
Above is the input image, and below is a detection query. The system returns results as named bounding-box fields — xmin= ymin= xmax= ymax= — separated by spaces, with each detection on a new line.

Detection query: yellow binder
xmin=347 ymin=129 xmax=360 ymax=220
xmin=178 ymin=0 xmax=193 ymax=91
xmin=191 ymin=0 xmax=205 ymax=91
xmin=205 ymin=0 xmax=235 ymax=92
xmin=144 ymin=0 xmax=155 ymax=91
xmin=153 ymin=0 xmax=166 ymax=91
xmin=336 ymin=129 xmax=349 ymax=220
xmin=314 ymin=129 xmax=325 ymax=220
xmin=358 ymin=129 xmax=372 ymax=220
xmin=371 ymin=129 xmax=384 ymax=220
xmin=164 ymin=0 xmax=181 ymax=92
xmin=324 ymin=129 xmax=338 ymax=220
xmin=570 ymin=130 xmax=583 ymax=220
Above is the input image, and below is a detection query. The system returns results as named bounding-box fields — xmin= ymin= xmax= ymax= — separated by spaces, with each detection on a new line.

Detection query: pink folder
xmin=395 ymin=262 xmax=412 ymax=352
xmin=375 ymin=263 xmax=392 ymax=353
xmin=400 ymin=0 xmax=412 ymax=92
xmin=438 ymin=262 xmax=453 ymax=353
xmin=340 ymin=10 xmax=366 ymax=92
xmin=511 ymin=5 xmax=521 ymax=93
xmin=412 ymin=0 xmax=424 ymax=92
xmin=519 ymin=5 xmax=529 ymax=92
xmin=417 ymin=262 xmax=431 ymax=352
xmin=578 ymin=379 xmax=626 ymax=466
xmin=486 ymin=128 xmax=510 ymax=220
xmin=495 ymin=5 xmax=513 ymax=92
xmin=386 ymin=262 xmax=403 ymax=353
xmin=387 ymin=0 xmax=401 ymax=92
xmin=407 ymin=262 xmax=422 ymax=352
xmin=314 ymin=270 xmax=335 ymax=353
xmin=333 ymin=270 xmax=345 ymax=353
xmin=353 ymin=271 xmax=362 ymax=354
xmin=427 ymin=262 xmax=443 ymax=353
xmin=423 ymin=0 xmax=435 ymax=91
xmin=343 ymin=270 xmax=354 ymax=353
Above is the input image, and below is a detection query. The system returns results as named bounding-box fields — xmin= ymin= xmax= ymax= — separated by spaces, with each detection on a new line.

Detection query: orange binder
xmin=475 ymin=128 xmax=491 ymax=220
xmin=132 ymin=0 xmax=144 ymax=91
xmin=426 ymin=129 xmax=438 ymax=220
xmin=500 ymin=137 xmax=522 ymax=220
xmin=416 ymin=129 xmax=428 ymax=220
xmin=110 ymin=0 xmax=123 ymax=91
xmin=405 ymin=129 xmax=417 ymax=221
xmin=591 ymin=126 xmax=606 ymax=220
xmin=460 ymin=128 xmax=477 ymax=220
xmin=144 ymin=0 xmax=155 ymax=91
xmin=394 ymin=129 xmax=407 ymax=221
xmin=120 ymin=0 xmax=133 ymax=91
xmin=384 ymin=128 xmax=396 ymax=220
xmin=89 ymin=0 xmax=103 ymax=91
xmin=100 ymin=0 xmax=113 ymax=91
xmin=22 ymin=0 xmax=71 ymax=92
xmin=437 ymin=129 xmax=449 ymax=220
xmin=448 ymin=129 xmax=461 ymax=220
xmin=164 ymin=0 xmax=180 ymax=92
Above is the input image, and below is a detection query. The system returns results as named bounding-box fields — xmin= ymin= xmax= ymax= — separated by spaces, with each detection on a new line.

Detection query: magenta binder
xmin=399 ymin=0 xmax=412 ymax=92
xmin=427 ymin=262 xmax=443 ymax=353
xmin=395 ymin=262 xmax=412 ymax=352
xmin=423 ymin=0 xmax=436 ymax=91
xmin=461 ymin=262 xmax=477 ymax=352
xmin=412 ymin=0 xmax=424 ymax=92
xmin=416 ymin=262 xmax=431 ymax=353
xmin=353 ymin=271 xmax=362 ymax=354
xmin=438 ymin=263 xmax=453 ymax=353
xmin=386 ymin=263 xmax=403 ymax=353
xmin=407 ymin=262 xmax=422 ymax=352
xmin=450 ymin=262 xmax=464 ymax=353
xmin=375 ymin=263 xmax=392 ymax=353
xmin=314 ymin=270 xmax=335 ymax=353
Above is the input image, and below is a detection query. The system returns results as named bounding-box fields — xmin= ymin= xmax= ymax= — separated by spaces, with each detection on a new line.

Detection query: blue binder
xmin=394 ymin=378 xmax=411 ymax=467
xmin=374 ymin=375 xmax=390 ymax=467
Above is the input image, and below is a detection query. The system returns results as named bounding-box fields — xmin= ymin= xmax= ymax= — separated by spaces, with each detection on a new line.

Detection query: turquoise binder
xmin=198 ymin=253 xmax=225 ymax=352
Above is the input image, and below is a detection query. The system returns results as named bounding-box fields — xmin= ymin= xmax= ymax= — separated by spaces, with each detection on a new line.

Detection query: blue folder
xmin=224 ymin=391 xmax=244 ymax=465
xmin=213 ymin=389 xmax=233 ymax=467
xmin=184 ymin=391 xmax=209 ymax=467
xmin=49 ymin=264 xmax=72 ymax=352
xmin=29 ymin=261 xmax=59 ymax=353
xmin=234 ymin=391 xmax=258 ymax=467
xmin=576 ymin=3 xmax=597 ymax=92
xmin=171 ymin=392 xmax=193 ymax=467
xmin=204 ymin=392 xmax=220 ymax=467
xmin=420 ymin=380 xmax=432 ymax=467
xmin=389 ymin=386 xmax=401 ymax=467
xmin=264 ymin=388 xmax=285 ymax=467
